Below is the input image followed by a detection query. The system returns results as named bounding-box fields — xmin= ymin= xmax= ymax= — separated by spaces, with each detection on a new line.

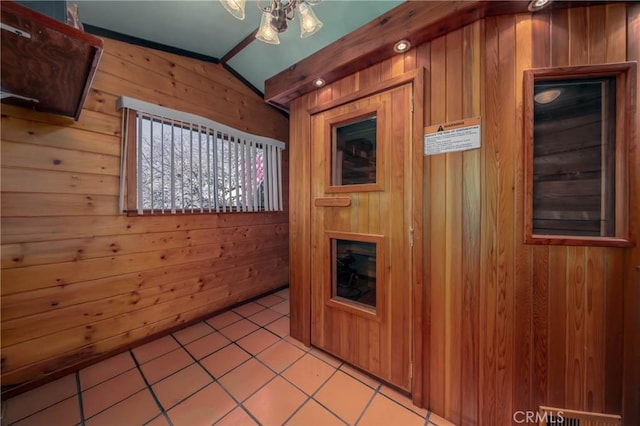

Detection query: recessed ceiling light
xmin=313 ymin=78 xmax=325 ymax=88
xmin=393 ymin=39 xmax=411 ymax=53
xmin=534 ymin=88 xmax=562 ymax=104
xmin=528 ymin=0 xmax=553 ymax=12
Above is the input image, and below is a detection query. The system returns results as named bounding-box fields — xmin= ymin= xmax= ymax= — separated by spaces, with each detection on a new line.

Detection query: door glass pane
xmin=332 ymin=239 xmax=376 ymax=310
xmin=332 ymin=115 xmax=377 ymax=186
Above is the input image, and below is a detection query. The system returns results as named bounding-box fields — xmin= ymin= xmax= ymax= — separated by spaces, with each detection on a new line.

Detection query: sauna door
xmin=310 ymin=84 xmax=412 ymax=390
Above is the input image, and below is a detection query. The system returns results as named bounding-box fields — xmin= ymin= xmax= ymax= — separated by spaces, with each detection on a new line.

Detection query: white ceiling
xmin=76 ymin=0 xmax=404 ymax=94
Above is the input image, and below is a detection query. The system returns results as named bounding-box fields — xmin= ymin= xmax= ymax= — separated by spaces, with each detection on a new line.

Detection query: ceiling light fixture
xmin=220 ymin=0 xmax=323 ymax=45
xmin=528 ymin=0 xmax=553 ymax=12
xmin=534 ymin=88 xmax=562 ymax=104
xmin=393 ymin=39 xmax=411 ymax=53
xmin=313 ymin=77 xmax=325 ymax=87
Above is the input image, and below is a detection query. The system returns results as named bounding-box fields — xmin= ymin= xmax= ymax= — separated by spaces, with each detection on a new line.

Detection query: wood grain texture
xmin=309 ymin=85 xmax=412 ymax=390
xmin=623 ymin=3 xmax=640 ymax=425
xmin=1 ymin=1 xmax=103 ymax=120
xmin=1 ymin=36 xmax=289 ymax=386
xmin=287 ymin=4 xmax=634 ymax=425
xmin=264 ymin=1 xmax=535 ymax=109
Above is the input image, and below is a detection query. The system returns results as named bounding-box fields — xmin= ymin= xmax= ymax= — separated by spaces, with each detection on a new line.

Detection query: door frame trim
xmin=301 ymin=68 xmax=427 ymax=408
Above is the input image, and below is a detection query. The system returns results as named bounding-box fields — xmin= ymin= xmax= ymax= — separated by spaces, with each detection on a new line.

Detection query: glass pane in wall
xmin=532 ymin=77 xmax=616 ymax=237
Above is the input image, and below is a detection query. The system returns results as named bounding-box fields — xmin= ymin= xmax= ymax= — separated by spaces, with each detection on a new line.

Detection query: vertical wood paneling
xmin=1 ymin=37 xmax=289 ymax=385
xmin=623 ymin=3 xmax=640 ymax=425
xmin=513 ymin=13 xmax=534 ymax=419
xmin=531 ymin=17 xmax=551 ymax=413
xmin=444 ymin=28 xmax=463 ymax=424
xmin=460 ymin=20 xmax=481 ymax=426
xmin=480 ymin=16 xmax=499 ymax=426
xmin=566 ymin=246 xmax=587 ymax=409
xmin=494 ymin=16 xmax=516 ymax=425
xmin=288 ymin=95 xmax=311 ymax=345
xmin=428 ymin=34 xmax=448 ymax=417
xmin=288 ymin=4 xmax=635 ymax=425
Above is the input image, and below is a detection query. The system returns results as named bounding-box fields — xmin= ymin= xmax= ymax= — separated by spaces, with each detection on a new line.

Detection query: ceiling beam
xmin=264 ymin=1 xmax=531 ymax=109
xmin=220 ymin=28 xmax=258 ymax=64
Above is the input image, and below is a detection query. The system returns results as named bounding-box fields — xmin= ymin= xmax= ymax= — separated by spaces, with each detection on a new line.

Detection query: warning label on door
xmin=424 ymin=117 xmax=481 ymax=156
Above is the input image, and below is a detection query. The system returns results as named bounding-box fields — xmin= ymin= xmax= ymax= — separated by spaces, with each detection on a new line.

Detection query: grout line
xmin=144 ymin=413 xmax=167 ymax=426
xmin=75 ymin=372 xmax=86 ymax=426
xmin=167 ymin=334 xmax=261 ymax=426
xmin=130 ymin=350 xmax=174 ymax=426
xmin=353 ymin=384 xmax=382 ymax=426
xmin=4 ymin=387 xmax=79 ymax=425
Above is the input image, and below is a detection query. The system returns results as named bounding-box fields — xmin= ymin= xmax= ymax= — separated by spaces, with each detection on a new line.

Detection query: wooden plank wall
xmin=0 ymin=37 xmax=290 ymax=386
xmin=289 ymin=3 xmax=637 ymax=425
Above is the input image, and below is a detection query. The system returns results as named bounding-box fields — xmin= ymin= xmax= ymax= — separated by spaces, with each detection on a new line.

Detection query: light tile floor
xmin=1 ymin=287 xmax=455 ymax=426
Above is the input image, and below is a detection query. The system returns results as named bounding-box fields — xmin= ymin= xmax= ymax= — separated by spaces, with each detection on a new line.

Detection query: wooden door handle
xmin=314 ymin=197 xmax=351 ymax=207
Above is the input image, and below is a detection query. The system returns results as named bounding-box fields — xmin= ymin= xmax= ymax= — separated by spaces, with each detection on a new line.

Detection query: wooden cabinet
xmin=1 ymin=1 xmax=103 ymax=120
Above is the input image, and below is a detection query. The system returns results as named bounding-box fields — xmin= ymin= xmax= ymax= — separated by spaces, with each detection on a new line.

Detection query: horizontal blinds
xmin=117 ymin=97 xmax=285 ymax=214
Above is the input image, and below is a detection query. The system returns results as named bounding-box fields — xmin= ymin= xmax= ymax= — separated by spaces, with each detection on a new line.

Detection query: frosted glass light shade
xmin=298 ymin=2 xmax=323 ymax=38
xmin=220 ymin=0 xmax=245 ymax=20
xmin=256 ymin=12 xmax=280 ymax=44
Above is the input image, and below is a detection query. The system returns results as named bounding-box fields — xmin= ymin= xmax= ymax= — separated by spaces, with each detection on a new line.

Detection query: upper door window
xmin=332 ymin=115 xmax=377 ymax=186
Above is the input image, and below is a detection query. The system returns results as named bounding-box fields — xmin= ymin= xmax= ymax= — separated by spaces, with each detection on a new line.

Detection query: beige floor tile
xmin=286 ymin=399 xmax=345 ymax=426
xmin=314 ymin=371 xmax=375 ymax=424
xmin=185 ymin=332 xmax=231 ymax=359
xmin=12 ymin=396 xmax=80 ymax=426
xmin=85 ymin=389 xmax=159 ymax=426
xmin=167 ymin=383 xmax=236 ymax=426
xmin=206 ymin=310 xmax=243 ymax=330
xmin=236 ymin=329 xmax=280 ymax=355
xmin=80 ymin=352 xmax=136 ymax=390
xmin=256 ymin=340 xmax=305 ymax=373
xmin=216 ymin=407 xmax=258 ymax=426
xmin=254 ymin=294 xmax=285 ymax=308
xmin=428 ymin=412 xmax=457 ymax=426
xmin=200 ymin=343 xmax=251 ymax=378
xmin=232 ymin=302 xmax=265 ymax=318
xmin=282 ymin=353 xmax=336 ymax=395
xmin=379 ymin=385 xmax=429 ymax=417
xmin=132 ymin=336 xmax=180 ymax=364
xmin=271 ymin=300 xmax=290 ymax=315
xmin=2 ymin=374 xmax=77 ymax=425
xmin=247 ymin=308 xmax=282 ymax=326
xmin=244 ymin=377 xmax=307 ymax=426
xmin=152 ymin=363 xmax=212 ymax=410
xmin=358 ymin=393 xmax=426 ymax=426
xmin=145 ymin=414 xmax=171 ymax=426
xmin=218 ymin=319 xmax=260 ymax=341
xmin=172 ymin=321 xmax=214 ymax=345
xmin=139 ymin=348 xmax=193 ymax=384
xmin=265 ymin=316 xmax=290 ymax=337
xmin=218 ymin=358 xmax=275 ymax=401
xmin=339 ymin=364 xmax=380 ymax=390
xmin=83 ymin=369 xmax=146 ymax=418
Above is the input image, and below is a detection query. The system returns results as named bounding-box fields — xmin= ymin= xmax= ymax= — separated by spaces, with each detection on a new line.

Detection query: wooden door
xmin=310 ymin=84 xmax=413 ymax=390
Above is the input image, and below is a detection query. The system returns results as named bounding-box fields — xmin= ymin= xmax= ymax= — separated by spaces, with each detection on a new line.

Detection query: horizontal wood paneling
xmin=287 ymin=3 xmax=635 ymax=425
xmin=1 ymin=36 xmax=289 ymax=386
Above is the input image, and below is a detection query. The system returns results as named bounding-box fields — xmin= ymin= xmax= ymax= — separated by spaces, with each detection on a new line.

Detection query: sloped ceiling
xmin=76 ymin=0 xmax=404 ymax=94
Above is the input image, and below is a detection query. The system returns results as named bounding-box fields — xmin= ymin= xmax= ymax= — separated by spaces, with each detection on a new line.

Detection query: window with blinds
xmin=117 ymin=97 xmax=284 ymax=214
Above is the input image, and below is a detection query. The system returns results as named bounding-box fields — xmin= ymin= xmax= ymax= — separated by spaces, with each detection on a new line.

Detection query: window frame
xmin=118 ymin=97 xmax=285 ymax=216
xmin=523 ymin=62 xmax=636 ymax=247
